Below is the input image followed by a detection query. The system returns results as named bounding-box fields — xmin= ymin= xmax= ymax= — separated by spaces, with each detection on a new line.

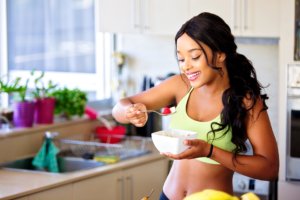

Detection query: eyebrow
xmin=176 ymin=48 xmax=202 ymax=53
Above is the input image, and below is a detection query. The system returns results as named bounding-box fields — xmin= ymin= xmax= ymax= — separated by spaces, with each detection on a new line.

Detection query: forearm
xmin=211 ymin=146 xmax=279 ymax=180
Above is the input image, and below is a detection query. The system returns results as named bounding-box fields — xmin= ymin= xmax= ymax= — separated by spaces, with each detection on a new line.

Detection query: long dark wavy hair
xmin=175 ymin=12 xmax=269 ymax=158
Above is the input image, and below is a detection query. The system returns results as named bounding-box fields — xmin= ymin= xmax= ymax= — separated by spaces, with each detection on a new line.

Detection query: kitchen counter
xmin=0 ymin=151 xmax=166 ymax=200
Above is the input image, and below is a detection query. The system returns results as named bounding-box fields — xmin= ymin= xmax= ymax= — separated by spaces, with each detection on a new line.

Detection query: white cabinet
xmin=97 ymin=0 xmax=189 ymax=35
xmin=189 ymin=0 xmax=279 ymax=38
xmin=73 ymin=172 xmax=119 ymax=200
xmin=189 ymin=0 xmax=233 ymax=27
xmin=122 ymin=159 xmax=168 ymax=200
xmin=73 ymin=159 xmax=168 ymax=200
xmin=27 ymin=184 xmax=73 ymax=200
xmin=237 ymin=0 xmax=279 ymax=37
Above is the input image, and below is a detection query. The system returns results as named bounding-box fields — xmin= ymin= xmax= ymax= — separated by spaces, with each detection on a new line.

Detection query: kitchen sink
xmin=0 ymin=136 xmax=152 ymax=174
xmin=0 ymin=156 xmax=105 ymax=173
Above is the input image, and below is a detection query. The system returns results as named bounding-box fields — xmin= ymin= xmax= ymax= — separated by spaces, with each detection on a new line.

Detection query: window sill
xmin=0 ymin=117 xmax=92 ymax=139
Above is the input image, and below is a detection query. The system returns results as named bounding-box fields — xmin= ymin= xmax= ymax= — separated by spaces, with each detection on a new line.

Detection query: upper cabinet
xmin=97 ymin=0 xmax=189 ymax=36
xmin=189 ymin=0 xmax=279 ymax=38
xmin=97 ymin=0 xmax=279 ymax=38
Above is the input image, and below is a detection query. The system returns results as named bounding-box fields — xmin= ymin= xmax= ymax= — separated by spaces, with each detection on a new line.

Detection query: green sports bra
xmin=169 ymin=87 xmax=236 ymax=164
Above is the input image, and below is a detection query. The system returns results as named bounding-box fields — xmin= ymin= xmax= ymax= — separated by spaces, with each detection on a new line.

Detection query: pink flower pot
xmin=13 ymin=101 xmax=35 ymax=128
xmin=34 ymin=97 xmax=55 ymax=124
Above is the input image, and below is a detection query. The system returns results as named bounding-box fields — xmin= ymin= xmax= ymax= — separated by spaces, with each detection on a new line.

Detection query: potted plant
xmin=50 ymin=87 xmax=87 ymax=120
xmin=0 ymin=77 xmax=24 ymax=127
xmin=31 ymin=71 xmax=57 ymax=124
xmin=10 ymin=76 xmax=35 ymax=128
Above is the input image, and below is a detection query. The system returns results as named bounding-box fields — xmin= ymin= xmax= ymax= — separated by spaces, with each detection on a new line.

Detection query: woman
xmin=112 ymin=12 xmax=279 ymax=200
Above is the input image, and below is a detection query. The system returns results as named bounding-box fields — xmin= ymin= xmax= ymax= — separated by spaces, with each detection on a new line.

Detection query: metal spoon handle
xmin=141 ymin=110 xmax=175 ymax=116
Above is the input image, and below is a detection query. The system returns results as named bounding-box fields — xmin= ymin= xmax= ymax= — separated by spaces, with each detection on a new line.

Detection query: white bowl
xmin=151 ymin=129 xmax=197 ymax=154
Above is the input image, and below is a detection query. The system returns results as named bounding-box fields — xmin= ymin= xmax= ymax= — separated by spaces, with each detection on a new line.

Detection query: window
xmin=0 ymin=0 xmax=113 ymax=107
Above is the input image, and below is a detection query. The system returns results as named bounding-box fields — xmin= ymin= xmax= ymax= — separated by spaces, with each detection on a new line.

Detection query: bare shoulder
xmin=160 ymin=74 xmax=191 ymax=100
xmin=243 ymin=95 xmax=267 ymax=123
xmin=128 ymin=74 xmax=190 ymax=110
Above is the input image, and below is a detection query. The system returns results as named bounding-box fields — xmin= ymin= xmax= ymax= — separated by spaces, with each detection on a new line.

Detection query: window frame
xmin=0 ymin=0 xmax=113 ymax=108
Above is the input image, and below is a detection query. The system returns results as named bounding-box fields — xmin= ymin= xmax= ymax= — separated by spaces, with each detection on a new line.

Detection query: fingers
xmin=162 ymin=139 xmax=207 ymax=160
xmin=184 ymin=139 xmax=201 ymax=146
xmin=126 ymin=103 xmax=148 ymax=127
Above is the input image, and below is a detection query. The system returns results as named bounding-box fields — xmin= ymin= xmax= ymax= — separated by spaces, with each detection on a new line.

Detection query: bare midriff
xmin=163 ymin=159 xmax=234 ymax=200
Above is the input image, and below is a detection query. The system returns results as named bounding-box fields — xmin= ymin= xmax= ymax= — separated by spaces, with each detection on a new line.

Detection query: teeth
xmin=187 ymin=72 xmax=199 ymax=80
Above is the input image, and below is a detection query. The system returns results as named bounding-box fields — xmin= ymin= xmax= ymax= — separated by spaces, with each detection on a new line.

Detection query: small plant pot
xmin=13 ymin=101 xmax=35 ymax=128
xmin=0 ymin=109 xmax=13 ymax=123
xmin=34 ymin=97 xmax=55 ymax=124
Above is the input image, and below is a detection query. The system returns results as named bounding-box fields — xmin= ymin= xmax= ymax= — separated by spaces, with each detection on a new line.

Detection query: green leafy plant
xmin=51 ymin=87 xmax=87 ymax=119
xmin=0 ymin=76 xmax=28 ymax=102
xmin=31 ymin=71 xmax=57 ymax=99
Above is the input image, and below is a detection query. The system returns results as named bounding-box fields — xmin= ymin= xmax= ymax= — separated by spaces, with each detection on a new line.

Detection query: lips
xmin=186 ymin=72 xmax=200 ymax=81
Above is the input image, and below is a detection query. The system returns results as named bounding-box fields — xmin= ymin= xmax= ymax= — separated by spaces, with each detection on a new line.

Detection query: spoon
xmin=141 ymin=188 xmax=154 ymax=200
xmin=141 ymin=107 xmax=176 ymax=116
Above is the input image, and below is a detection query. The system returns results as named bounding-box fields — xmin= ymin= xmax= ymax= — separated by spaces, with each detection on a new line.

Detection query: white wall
xmin=277 ymin=0 xmax=300 ymax=199
xmin=238 ymin=43 xmax=279 ymax=135
xmin=118 ymin=34 xmax=279 ymax=135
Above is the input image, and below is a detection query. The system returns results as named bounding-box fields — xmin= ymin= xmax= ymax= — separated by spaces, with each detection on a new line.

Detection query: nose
xmin=181 ymin=62 xmax=192 ymax=71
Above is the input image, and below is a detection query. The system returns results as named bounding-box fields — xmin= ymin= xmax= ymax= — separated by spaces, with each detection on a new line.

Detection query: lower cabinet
xmin=27 ymin=184 xmax=73 ymax=200
xmin=74 ymin=159 xmax=168 ymax=200
xmin=73 ymin=172 xmax=119 ymax=200
xmin=13 ymin=158 xmax=168 ymax=200
xmin=122 ymin=159 xmax=168 ymax=200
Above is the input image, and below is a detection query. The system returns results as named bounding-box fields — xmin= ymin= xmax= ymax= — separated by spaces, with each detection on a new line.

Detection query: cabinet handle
xmin=141 ymin=0 xmax=150 ymax=30
xmin=126 ymin=176 xmax=133 ymax=200
xmin=243 ymin=0 xmax=248 ymax=30
xmin=232 ymin=0 xmax=238 ymax=30
xmin=117 ymin=177 xmax=125 ymax=200
xmin=132 ymin=0 xmax=140 ymax=29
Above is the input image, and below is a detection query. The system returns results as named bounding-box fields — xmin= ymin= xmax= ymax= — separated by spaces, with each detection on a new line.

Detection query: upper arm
xmin=245 ymin=98 xmax=278 ymax=164
xmin=126 ymin=74 xmax=189 ymax=110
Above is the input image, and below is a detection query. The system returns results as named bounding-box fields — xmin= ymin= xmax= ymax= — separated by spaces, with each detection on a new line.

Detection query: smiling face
xmin=176 ymin=33 xmax=227 ymax=89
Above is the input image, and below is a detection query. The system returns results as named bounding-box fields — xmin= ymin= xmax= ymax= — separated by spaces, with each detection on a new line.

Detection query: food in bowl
xmin=151 ymin=129 xmax=197 ymax=154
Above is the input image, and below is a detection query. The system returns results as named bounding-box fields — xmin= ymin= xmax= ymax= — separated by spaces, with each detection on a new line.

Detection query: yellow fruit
xmin=184 ymin=189 xmax=239 ymax=200
xmin=241 ymin=192 xmax=260 ymax=200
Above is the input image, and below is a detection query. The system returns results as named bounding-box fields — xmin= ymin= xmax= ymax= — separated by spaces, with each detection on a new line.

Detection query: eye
xmin=177 ymin=58 xmax=184 ymax=63
xmin=192 ymin=55 xmax=201 ymax=60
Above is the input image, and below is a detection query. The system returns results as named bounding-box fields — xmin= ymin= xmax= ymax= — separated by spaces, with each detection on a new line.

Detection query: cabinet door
xmin=123 ymin=159 xmax=169 ymax=200
xmin=97 ymin=0 xmax=189 ymax=35
xmin=28 ymin=184 xmax=73 ymax=200
xmin=73 ymin=172 xmax=120 ymax=200
xmin=97 ymin=0 xmax=141 ymax=34
xmin=189 ymin=0 xmax=279 ymax=38
xmin=241 ymin=0 xmax=279 ymax=37
xmin=144 ymin=0 xmax=189 ymax=36
xmin=189 ymin=0 xmax=235 ymax=31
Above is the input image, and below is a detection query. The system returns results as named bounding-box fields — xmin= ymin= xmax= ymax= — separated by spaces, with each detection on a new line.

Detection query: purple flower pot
xmin=13 ymin=101 xmax=35 ymax=128
xmin=34 ymin=97 xmax=55 ymax=124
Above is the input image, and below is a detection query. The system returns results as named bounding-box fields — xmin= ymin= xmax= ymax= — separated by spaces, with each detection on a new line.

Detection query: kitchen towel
xmin=32 ymin=137 xmax=60 ymax=173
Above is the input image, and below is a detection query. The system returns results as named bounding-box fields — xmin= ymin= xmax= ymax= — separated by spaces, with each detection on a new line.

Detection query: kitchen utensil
xmin=141 ymin=107 xmax=176 ymax=116
xmin=85 ymin=106 xmax=113 ymax=130
xmin=141 ymin=188 xmax=154 ymax=200
xmin=95 ymin=125 xmax=126 ymax=144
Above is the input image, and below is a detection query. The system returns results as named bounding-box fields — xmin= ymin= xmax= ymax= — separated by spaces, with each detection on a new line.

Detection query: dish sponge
xmin=32 ymin=138 xmax=60 ymax=173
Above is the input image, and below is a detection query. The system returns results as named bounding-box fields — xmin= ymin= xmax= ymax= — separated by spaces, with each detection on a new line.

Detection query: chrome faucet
xmin=45 ymin=131 xmax=59 ymax=139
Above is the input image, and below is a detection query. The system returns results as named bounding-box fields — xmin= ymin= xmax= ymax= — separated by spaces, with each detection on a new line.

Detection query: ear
xmin=217 ymin=52 xmax=226 ymax=63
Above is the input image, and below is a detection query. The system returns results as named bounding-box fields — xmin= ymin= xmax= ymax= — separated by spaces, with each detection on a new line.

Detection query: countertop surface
xmin=0 ymin=150 xmax=165 ymax=200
